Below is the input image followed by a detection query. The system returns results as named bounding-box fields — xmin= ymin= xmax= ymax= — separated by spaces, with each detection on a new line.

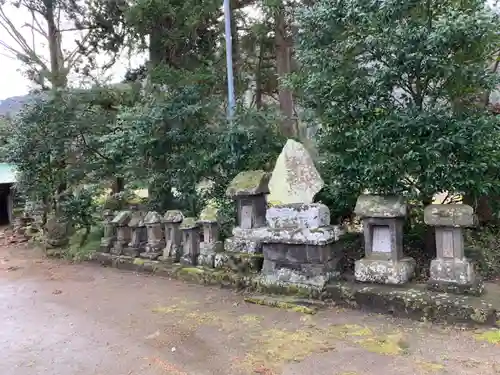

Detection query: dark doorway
xmin=0 ymin=184 xmax=11 ymax=225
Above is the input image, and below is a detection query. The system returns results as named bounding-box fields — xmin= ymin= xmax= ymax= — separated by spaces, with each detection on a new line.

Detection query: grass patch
xmin=475 ymin=329 xmax=500 ymax=344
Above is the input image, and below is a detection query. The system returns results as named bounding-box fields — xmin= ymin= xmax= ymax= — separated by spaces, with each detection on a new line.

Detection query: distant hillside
xmin=0 ymin=94 xmax=35 ymax=116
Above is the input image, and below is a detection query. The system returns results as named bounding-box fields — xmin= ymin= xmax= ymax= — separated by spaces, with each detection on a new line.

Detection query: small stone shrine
xmin=354 ymin=195 xmax=415 ymax=285
xmin=124 ymin=211 xmax=146 ymax=257
xmin=180 ymin=217 xmax=200 ymax=266
xmin=100 ymin=209 xmax=116 ymax=252
xmin=111 ymin=210 xmax=132 ymax=255
xmin=160 ymin=210 xmax=184 ymax=262
xmin=197 ymin=204 xmax=223 ymax=267
xmin=215 ymin=170 xmax=270 ymax=273
xmin=424 ymin=204 xmax=483 ymax=295
xmin=140 ymin=211 xmax=165 ymax=260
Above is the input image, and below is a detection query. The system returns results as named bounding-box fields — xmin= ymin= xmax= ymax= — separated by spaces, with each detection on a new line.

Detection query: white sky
xmin=0 ymin=4 xmax=145 ymax=100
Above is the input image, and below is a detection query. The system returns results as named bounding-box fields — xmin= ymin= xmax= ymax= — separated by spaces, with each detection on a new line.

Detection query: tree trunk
xmin=422 ymin=196 xmax=436 ymax=258
xmin=111 ymin=177 xmax=125 ymax=195
xmin=275 ymin=2 xmax=296 ymax=138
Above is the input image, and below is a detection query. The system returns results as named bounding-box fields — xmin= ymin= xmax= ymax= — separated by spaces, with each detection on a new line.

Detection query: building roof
xmin=0 ymin=163 xmax=17 ymax=184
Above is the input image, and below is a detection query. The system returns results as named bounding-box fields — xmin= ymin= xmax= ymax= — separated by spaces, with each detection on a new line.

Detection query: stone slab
xmin=266 ymin=203 xmax=330 ymax=229
xmin=429 ymin=257 xmax=480 ymax=286
xmin=163 ymin=210 xmax=183 ymax=223
xmin=354 ymin=195 xmax=406 ymax=218
xmin=354 ymin=257 xmax=415 ymax=284
xmin=214 ymin=252 xmax=263 ymax=274
xmin=424 ymin=204 xmax=475 ymax=227
xmin=233 ymin=225 xmax=344 ymax=246
xmin=427 ymin=278 xmax=485 ymax=297
xmin=224 ymin=237 xmax=262 ymax=254
xmin=262 ymin=243 xmax=339 ymax=264
xmin=268 ymin=139 xmax=324 ymax=204
xmin=198 ymin=252 xmax=216 ymax=268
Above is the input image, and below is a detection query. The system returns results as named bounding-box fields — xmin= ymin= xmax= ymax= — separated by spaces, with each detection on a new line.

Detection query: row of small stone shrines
xmin=98 ymin=170 xmax=484 ymax=296
xmin=355 ymin=195 xmax=484 ymax=296
xmin=100 ymin=208 xmax=234 ymax=269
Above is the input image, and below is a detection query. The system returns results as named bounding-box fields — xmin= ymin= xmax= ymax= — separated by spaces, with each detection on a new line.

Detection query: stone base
xmin=259 ymin=259 xmax=339 ymax=290
xmin=224 ymin=237 xmax=261 ymax=253
xmin=140 ymin=251 xmax=161 ymax=260
xmin=214 ymin=252 xmax=263 ymax=273
xmin=158 ymin=256 xmax=174 ymax=263
xmin=428 ymin=258 xmax=484 ymax=296
xmin=110 ymin=247 xmax=124 ymax=256
xmin=162 ymin=246 xmax=181 ymax=263
xmin=99 ymin=243 xmax=112 ymax=253
xmin=180 ymin=255 xmax=197 ymax=266
xmin=198 ymin=252 xmax=215 ymax=268
xmin=355 ymin=257 xmax=415 ymax=285
xmin=123 ymin=247 xmax=141 ymax=257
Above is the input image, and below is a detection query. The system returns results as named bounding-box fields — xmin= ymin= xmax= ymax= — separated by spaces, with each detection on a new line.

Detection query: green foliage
xmin=293 ymin=0 xmax=500 ymax=219
xmin=466 ymin=225 xmax=500 ymax=280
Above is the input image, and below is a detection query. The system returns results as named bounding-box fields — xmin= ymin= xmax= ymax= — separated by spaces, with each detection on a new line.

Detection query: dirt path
xmin=1 ymin=245 xmax=500 ymax=375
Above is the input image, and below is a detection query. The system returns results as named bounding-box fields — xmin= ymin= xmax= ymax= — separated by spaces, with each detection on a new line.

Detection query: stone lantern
xmin=100 ymin=209 xmax=116 ymax=253
xmin=111 ymin=210 xmax=132 ymax=255
xmin=424 ymin=204 xmax=483 ymax=295
xmin=124 ymin=211 xmax=146 ymax=257
xmin=197 ymin=204 xmax=222 ymax=267
xmin=354 ymin=195 xmax=415 ymax=284
xmin=140 ymin=211 xmax=165 ymax=260
xmin=180 ymin=217 xmax=200 ymax=266
xmin=161 ymin=210 xmax=184 ymax=262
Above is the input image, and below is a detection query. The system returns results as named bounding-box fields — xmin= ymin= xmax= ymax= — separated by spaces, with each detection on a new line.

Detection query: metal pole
xmin=223 ymin=0 xmax=236 ymax=118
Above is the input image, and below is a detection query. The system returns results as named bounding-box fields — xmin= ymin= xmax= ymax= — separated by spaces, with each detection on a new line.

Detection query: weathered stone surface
xmin=111 ymin=210 xmax=132 ymax=225
xmin=428 ymin=258 xmax=483 ymax=294
xmin=214 ymin=252 xmax=263 ymax=274
xmin=354 ymin=257 xmax=416 ymax=285
xmin=224 ymin=237 xmax=261 ymax=254
xmin=233 ymin=225 xmax=343 ymax=246
xmin=198 ymin=252 xmax=216 ymax=268
xmin=262 ymin=243 xmax=335 ymax=264
xmin=226 ymin=170 xmax=270 ymax=198
xmin=424 ymin=204 xmax=475 ymax=227
xmin=163 ymin=222 xmax=182 ymax=261
xmin=144 ymin=211 xmax=162 ymax=225
xmin=258 ymin=260 xmax=338 ymax=289
xmin=180 ymin=217 xmax=198 ymax=230
xmin=163 ymin=210 xmax=184 ymax=223
xmin=266 ymin=203 xmax=330 ymax=229
xmin=100 ymin=210 xmax=116 ymax=252
xmin=198 ymin=203 xmax=219 ymax=224
xmin=125 ymin=212 xmax=146 ymax=257
xmin=45 ymin=216 xmax=71 ymax=248
xmin=268 ymin=139 xmax=323 ymax=204
xmin=354 ymin=195 xmax=407 ymax=218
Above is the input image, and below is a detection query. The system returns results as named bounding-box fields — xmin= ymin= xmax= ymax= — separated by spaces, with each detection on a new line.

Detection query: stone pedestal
xmin=354 ymin=195 xmax=414 ymax=285
xmin=160 ymin=210 xmax=183 ymax=262
xmin=424 ymin=204 xmax=483 ymax=295
xmin=180 ymin=218 xmax=200 ymax=266
xmin=124 ymin=212 xmax=146 ymax=257
xmin=197 ymin=205 xmax=222 ymax=267
xmin=256 ymin=203 xmax=344 ymax=289
xmin=111 ymin=211 xmax=132 ymax=255
xmin=140 ymin=211 xmax=165 ymax=260
xmin=216 ymin=170 xmax=270 ymax=273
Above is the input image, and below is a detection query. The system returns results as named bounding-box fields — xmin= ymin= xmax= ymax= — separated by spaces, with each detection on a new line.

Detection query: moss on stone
xmin=244 ymin=296 xmax=318 ymax=314
xmin=475 ymin=329 xmax=500 ymax=343
xmin=226 ymin=170 xmax=270 ymax=197
xmin=133 ymin=258 xmax=145 ymax=265
xmin=180 ymin=217 xmax=198 ymax=230
xmin=199 ymin=203 xmax=219 ymax=223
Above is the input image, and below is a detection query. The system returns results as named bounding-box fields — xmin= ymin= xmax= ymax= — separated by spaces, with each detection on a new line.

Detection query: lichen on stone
xmin=226 ymin=170 xmax=270 ymax=198
xmin=163 ymin=210 xmax=184 ymax=223
xmin=180 ymin=217 xmax=199 ymax=230
xmin=354 ymin=194 xmax=407 ymax=218
xmin=198 ymin=203 xmax=219 ymax=223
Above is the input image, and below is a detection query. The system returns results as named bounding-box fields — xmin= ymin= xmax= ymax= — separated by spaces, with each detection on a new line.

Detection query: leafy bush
xmin=465 ymin=226 xmax=500 ymax=280
xmin=292 ymin=0 xmax=500 ymax=221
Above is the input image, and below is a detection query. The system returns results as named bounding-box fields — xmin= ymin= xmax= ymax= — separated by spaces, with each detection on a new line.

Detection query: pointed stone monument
xmin=267 ymin=139 xmax=324 ymax=205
